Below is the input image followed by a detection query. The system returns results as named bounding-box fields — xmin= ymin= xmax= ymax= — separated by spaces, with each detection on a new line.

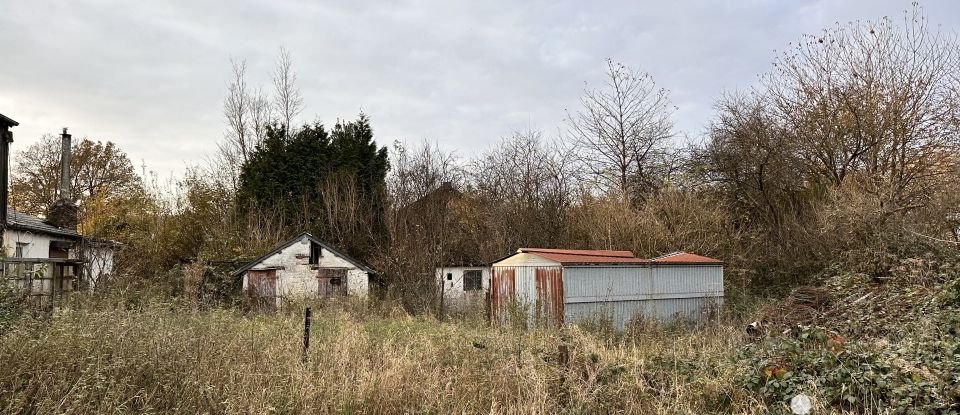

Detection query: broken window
xmin=463 ymin=270 xmax=482 ymax=291
xmin=309 ymin=242 xmax=322 ymax=265
xmin=14 ymin=242 xmax=27 ymax=258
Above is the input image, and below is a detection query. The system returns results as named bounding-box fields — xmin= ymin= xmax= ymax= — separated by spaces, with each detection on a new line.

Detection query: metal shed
xmin=490 ymin=249 xmax=723 ymax=329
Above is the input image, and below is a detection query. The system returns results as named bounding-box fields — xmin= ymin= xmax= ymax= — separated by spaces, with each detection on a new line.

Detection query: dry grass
xmin=0 ymin=298 xmax=771 ymax=414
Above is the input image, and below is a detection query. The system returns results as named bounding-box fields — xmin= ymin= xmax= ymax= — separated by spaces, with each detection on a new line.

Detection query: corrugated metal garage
xmin=490 ymin=249 xmax=723 ymax=329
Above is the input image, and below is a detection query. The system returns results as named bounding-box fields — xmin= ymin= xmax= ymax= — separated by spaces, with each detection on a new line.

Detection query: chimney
xmin=47 ymin=128 xmax=78 ymax=230
xmin=59 ymin=127 xmax=71 ymax=202
xmin=0 ymin=112 xmax=17 ymax=232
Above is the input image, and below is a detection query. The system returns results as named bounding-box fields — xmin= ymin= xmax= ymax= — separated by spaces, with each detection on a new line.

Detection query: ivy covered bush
xmin=737 ymin=326 xmax=960 ymax=413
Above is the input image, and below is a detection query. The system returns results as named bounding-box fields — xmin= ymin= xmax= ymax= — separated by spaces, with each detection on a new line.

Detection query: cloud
xmin=1 ymin=0 xmax=958 ymax=178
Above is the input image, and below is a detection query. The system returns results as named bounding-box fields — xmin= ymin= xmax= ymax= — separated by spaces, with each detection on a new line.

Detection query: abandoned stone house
xmin=233 ymin=232 xmax=374 ymax=307
xmin=0 ymin=114 xmax=116 ymax=300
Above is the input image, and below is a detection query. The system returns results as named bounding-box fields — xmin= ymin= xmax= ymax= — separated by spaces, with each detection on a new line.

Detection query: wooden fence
xmin=1 ymin=258 xmax=83 ymax=309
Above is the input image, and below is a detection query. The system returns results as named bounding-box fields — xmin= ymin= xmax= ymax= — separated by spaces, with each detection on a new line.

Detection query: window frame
xmin=309 ymin=242 xmax=322 ymax=265
xmin=463 ymin=270 xmax=483 ymax=291
xmin=14 ymin=242 xmax=28 ymax=258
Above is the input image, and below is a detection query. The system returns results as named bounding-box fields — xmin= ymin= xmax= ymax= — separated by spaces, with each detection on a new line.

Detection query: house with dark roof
xmin=3 ymin=207 xmax=115 ymax=288
xmin=490 ymin=248 xmax=724 ymax=329
xmin=1 ymin=115 xmax=116 ymax=297
xmin=233 ymin=232 xmax=374 ymax=308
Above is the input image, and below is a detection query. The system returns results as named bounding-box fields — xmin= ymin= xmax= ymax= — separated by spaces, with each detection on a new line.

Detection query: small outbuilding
xmin=436 ymin=264 xmax=490 ymax=305
xmin=233 ymin=233 xmax=374 ymax=308
xmin=490 ymin=248 xmax=723 ymax=329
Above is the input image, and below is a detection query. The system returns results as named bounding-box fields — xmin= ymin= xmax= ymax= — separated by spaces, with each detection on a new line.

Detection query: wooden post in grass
xmin=303 ymin=307 xmax=312 ymax=363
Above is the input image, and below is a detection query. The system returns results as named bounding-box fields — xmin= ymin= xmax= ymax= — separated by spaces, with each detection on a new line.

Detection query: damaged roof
xmin=650 ymin=251 xmax=723 ymax=265
xmin=232 ymin=232 xmax=375 ymax=276
xmin=500 ymin=248 xmax=723 ymax=266
xmin=6 ymin=208 xmax=79 ymax=239
xmin=517 ymin=248 xmax=646 ymax=265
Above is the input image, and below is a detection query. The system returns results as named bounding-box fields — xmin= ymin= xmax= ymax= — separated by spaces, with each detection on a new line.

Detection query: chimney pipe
xmin=0 ymin=113 xmax=16 ymax=232
xmin=59 ymin=127 xmax=71 ymax=202
xmin=47 ymin=127 xmax=77 ymax=230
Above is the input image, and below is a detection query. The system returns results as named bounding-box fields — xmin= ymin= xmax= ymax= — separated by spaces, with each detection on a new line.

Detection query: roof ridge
xmin=232 ymin=232 xmax=375 ymax=276
xmin=519 ymin=247 xmax=636 ymax=258
xmin=652 ymin=251 xmax=685 ymax=260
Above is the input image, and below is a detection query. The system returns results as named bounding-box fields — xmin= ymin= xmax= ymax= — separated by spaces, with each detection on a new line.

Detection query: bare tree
xmin=273 ymin=47 xmax=304 ymax=136
xmin=387 ymin=140 xmax=464 ymax=208
xmin=764 ymin=6 xmax=960 ymax=216
xmin=471 ymin=129 xmax=577 ymax=254
xmin=567 ymin=59 xmax=676 ymax=204
xmin=382 ymin=141 xmax=465 ymax=310
xmin=249 ymin=86 xmax=272 ymax=147
xmin=223 ymin=59 xmax=251 ymax=163
xmin=220 ymin=59 xmax=273 ymax=190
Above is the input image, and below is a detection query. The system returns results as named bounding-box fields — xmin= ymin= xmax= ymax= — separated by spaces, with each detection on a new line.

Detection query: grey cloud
xmin=2 ymin=0 xmax=959 ymax=177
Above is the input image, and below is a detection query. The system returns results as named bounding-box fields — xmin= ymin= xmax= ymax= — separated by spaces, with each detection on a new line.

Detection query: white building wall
xmin=82 ymin=245 xmax=115 ymax=290
xmin=436 ymin=266 xmax=490 ymax=301
xmin=3 ymin=230 xmax=56 ymax=258
xmin=241 ymin=235 xmax=370 ymax=300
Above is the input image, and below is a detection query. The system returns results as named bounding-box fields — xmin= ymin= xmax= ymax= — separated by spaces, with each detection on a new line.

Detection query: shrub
xmin=0 ymin=281 xmax=27 ymax=334
xmin=737 ymin=326 xmax=960 ymax=413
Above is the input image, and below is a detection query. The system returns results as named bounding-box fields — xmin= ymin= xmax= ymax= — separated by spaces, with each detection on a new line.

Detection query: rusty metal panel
xmin=534 ymin=267 xmax=564 ymax=328
xmin=490 ymin=265 xmax=563 ymax=327
xmin=489 ymin=267 xmax=515 ymax=324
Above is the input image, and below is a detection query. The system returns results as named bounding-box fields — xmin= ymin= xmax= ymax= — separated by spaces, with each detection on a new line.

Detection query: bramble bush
xmin=737 ymin=326 xmax=960 ymax=414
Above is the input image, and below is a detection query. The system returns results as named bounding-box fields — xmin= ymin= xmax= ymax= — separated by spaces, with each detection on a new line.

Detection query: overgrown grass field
xmin=4 ymin=244 xmax=960 ymax=414
xmin=0 ymin=298 xmax=768 ymax=414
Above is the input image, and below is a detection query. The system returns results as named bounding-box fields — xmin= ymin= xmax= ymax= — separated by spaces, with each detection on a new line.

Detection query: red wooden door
xmin=247 ymin=269 xmax=277 ymax=310
xmin=317 ymin=268 xmax=347 ymax=297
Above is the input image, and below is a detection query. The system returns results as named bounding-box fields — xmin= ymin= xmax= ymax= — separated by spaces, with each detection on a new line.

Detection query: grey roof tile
xmin=6 ymin=208 xmax=80 ymax=238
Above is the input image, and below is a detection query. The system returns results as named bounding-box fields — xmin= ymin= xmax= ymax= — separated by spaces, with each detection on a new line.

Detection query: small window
xmin=464 ymin=270 xmax=482 ymax=291
xmin=14 ymin=242 xmax=27 ymax=258
xmin=309 ymin=242 xmax=322 ymax=265
xmin=446 ymin=273 xmax=453 ymax=281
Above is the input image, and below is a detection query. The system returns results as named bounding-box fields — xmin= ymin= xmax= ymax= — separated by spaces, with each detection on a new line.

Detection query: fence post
xmin=303 ymin=306 xmax=312 ymax=364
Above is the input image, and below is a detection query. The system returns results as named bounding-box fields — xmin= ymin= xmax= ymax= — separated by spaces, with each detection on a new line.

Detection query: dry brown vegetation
xmin=0 ymin=298 xmax=769 ymax=414
xmin=4 ymin=5 xmax=960 ymax=414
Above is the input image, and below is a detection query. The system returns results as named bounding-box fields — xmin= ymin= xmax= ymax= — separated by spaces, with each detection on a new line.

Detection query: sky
xmin=2 ymin=0 xmax=960 ymax=179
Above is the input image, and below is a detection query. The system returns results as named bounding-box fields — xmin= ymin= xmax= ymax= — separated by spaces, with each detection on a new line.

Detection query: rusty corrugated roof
xmin=511 ymin=248 xmax=722 ymax=265
xmin=650 ymin=251 xmax=723 ymax=264
xmin=518 ymin=248 xmax=646 ymax=265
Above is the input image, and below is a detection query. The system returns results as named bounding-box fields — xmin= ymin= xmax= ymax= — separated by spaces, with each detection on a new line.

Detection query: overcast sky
xmin=2 ymin=1 xmax=959 ymax=179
